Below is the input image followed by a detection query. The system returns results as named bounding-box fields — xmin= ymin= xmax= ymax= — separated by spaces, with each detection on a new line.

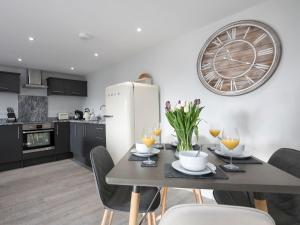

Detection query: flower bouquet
xmin=165 ymin=99 xmax=203 ymax=151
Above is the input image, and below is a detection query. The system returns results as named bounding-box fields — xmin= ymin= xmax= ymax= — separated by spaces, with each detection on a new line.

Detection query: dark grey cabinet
xmin=47 ymin=78 xmax=87 ymax=97
xmin=54 ymin=122 xmax=71 ymax=159
xmin=70 ymin=122 xmax=106 ymax=167
xmin=0 ymin=71 xmax=20 ymax=93
xmin=0 ymin=124 xmax=22 ymax=171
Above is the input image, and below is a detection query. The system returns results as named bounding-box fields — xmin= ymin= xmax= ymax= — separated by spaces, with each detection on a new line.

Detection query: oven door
xmin=23 ymin=129 xmax=55 ymax=153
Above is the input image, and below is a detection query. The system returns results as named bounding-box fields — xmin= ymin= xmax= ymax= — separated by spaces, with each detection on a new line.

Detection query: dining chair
xmin=90 ymin=146 xmax=161 ymax=225
xmin=159 ymin=204 xmax=275 ymax=225
xmin=213 ymin=148 xmax=300 ymax=225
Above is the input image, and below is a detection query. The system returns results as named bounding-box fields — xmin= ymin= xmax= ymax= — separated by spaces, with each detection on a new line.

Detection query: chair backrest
xmin=266 ymin=148 xmax=300 ymax=225
xmin=90 ymin=146 xmax=117 ymax=205
xmin=159 ymin=204 xmax=275 ymax=225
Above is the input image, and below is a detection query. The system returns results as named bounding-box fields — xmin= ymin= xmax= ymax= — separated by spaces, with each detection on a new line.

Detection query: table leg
xmin=254 ymin=199 xmax=268 ymax=212
xmin=129 ymin=186 xmax=141 ymax=225
xmin=160 ymin=187 xmax=168 ymax=216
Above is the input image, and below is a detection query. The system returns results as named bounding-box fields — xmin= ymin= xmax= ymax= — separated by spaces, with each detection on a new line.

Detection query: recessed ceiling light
xmin=28 ymin=36 xmax=35 ymax=41
xmin=17 ymin=58 xmax=22 ymax=62
xmin=136 ymin=27 xmax=142 ymax=32
xmin=70 ymin=67 xmax=75 ymax=70
xmin=94 ymin=52 xmax=99 ymax=57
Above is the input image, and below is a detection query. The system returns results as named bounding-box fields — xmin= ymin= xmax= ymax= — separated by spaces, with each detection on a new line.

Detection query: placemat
xmin=165 ymin=163 xmax=228 ymax=179
xmin=164 ymin=144 xmax=201 ymax=151
xmin=128 ymin=154 xmax=159 ymax=161
xmin=220 ymin=165 xmax=245 ymax=173
xmin=207 ymin=147 xmax=262 ymax=164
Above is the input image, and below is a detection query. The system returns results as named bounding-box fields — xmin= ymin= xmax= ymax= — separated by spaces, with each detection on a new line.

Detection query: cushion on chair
xmin=159 ymin=204 xmax=275 ymax=225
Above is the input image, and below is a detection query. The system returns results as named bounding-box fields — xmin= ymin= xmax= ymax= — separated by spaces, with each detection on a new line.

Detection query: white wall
xmin=0 ymin=65 xmax=86 ymax=118
xmin=85 ymin=0 xmax=300 ymax=161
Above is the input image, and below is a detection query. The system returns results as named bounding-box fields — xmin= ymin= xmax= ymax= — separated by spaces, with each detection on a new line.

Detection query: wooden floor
xmin=0 ymin=159 xmax=215 ymax=225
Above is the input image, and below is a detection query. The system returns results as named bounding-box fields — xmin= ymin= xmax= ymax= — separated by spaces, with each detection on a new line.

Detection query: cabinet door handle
xmin=96 ymin=127 xmax=103 ymax=130
xmin=52 ymin=90 xmax=64 ymax=94
xmin=75 ymin=124 xmax=77 ymax=137
xmin=17 ymin=126 xmax=20 ymax=139
xmin=95 ymin=137 xmax=104 ymax=140
xmin=56 ymin=124 xmax=59 ymax=136
xmin=0 ymin=86 xmax=9 ymax=90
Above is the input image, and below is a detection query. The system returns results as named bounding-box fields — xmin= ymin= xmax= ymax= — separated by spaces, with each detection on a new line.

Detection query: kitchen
xmin=1 ymin=1 xmax=300 ymax=225
xmin=0 ymin=66 xmax=107 ymax=171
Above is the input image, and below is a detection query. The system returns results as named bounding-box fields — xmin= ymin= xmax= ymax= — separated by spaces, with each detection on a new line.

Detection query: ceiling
xmin=0 ymin=0 xmax=264 ymax=75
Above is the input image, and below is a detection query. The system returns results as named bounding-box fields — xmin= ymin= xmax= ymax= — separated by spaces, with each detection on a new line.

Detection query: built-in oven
xmin=22 ymin=123 xmax=55 ymax=156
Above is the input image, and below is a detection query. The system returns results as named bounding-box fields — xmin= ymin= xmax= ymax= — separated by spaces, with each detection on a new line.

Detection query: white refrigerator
xmin=105 ymin=82 xmax=159 ymax=163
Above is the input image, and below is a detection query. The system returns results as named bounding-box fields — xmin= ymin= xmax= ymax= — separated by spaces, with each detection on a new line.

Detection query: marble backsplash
xmin=18 ymin=95 xmax=48 ymax=122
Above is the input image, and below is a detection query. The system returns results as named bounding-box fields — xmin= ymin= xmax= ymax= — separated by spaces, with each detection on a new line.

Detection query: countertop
xmin=0 ymin=119 xmax=105 ymax=126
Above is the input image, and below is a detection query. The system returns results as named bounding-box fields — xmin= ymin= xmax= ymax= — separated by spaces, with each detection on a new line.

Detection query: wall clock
xmin=197 ymin=20 xmax=281 ymax=96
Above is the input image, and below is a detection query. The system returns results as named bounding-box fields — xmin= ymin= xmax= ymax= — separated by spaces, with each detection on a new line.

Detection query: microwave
xmin=57 ymin=112 xmax=69 ymax=120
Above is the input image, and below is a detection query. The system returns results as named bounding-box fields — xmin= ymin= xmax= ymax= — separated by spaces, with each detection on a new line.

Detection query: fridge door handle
xmin=103 ymin=115 xmax=113 ymax=118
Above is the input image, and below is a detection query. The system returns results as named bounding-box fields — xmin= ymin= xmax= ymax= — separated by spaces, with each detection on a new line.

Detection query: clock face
xmin=197 ymin=20 xmax=281 ymax=96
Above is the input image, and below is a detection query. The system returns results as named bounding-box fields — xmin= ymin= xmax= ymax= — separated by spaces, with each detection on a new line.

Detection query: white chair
xmin=159 ymin=204 xmax=275 ymax=225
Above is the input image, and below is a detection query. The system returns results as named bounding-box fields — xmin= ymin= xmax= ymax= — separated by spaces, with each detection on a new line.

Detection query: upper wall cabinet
xmin=47 ymin=77 xmax=87 ymax=97
xmin=0 ymin=71 xmax=20 ymax=93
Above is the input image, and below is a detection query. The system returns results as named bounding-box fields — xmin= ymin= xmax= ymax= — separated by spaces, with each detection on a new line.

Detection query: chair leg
xmin=107 ymin=211 xmax=114 ymax=225
xmin=193 ymin=189 xmax=203 ymax=204
xmin=151 ymin=212 xmax=157 ymax=225
xmin=160 ymin=187 xmax=168 ymax=216
xmin=147 ymin=213 xmax=153 ymax=225
xmin=101 ymin=209 xmax=109 ymax=225
xmin=254 ymin=199 xmax=268 ymax=213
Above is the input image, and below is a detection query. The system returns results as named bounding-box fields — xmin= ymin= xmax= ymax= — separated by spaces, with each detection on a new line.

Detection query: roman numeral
xmin=230 ymin=80 xmax=237 ymax=91
xmin=253 ymin=33 xmax=267 ymax=45
xmin=231 ymin=28 xmax=236 ymax=40
xmin=226 ymin=31 xmax=232 ymax=40
xmin=204 ymin=52 xmax=215 ymax=56
xmin=214 ymin=78 xmax=224 ymax=90
xmin=254 ymin=63 xmax=270 ymax=71
xmin=257 ymin=48 xmax=273 ymax=56
xmin=212 ymin=38 xmax=223 ymax=47
xmin=243 ymin=26 xmax=250 ymax=39
xmin=201 ymin=63 xmax=211 ymax=70
xmin=204 ymin=72 xmax=217 ymax=83
xmin=245 ymin=75 xmax=255 ymax=84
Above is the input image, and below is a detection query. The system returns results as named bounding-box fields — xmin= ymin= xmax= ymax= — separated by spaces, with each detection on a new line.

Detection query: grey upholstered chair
xmin=90 ymin=146 xmax=161 ymax=225
xmin=159 ymin=204 xmax=275 ymax=225
xmin=213 ymin=148 xmax=300 ymax=225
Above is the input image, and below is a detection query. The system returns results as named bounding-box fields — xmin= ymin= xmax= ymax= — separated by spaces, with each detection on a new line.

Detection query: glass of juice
xmin=153 ymin=123 xmax=163 ymax=149
xmin=209 ymin=122 xmax=221 ymax=150
xmin=221 ymin=128 xmax=240 ymax=170
xmin=142 ymin=129 xmax=156 ymax=165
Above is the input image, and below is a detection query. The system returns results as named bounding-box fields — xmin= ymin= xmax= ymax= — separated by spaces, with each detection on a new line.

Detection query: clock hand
xmin=230 ymin=58 xmax=251 ymax=65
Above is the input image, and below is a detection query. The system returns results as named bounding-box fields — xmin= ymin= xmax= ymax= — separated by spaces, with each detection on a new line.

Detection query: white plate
xmin=172 ymin=160 xmax=216 ymax=175
xmin=131 ymin=148 xmax=160 ymax=157
xmin=214 ymin=149 xmax=252 ymax=159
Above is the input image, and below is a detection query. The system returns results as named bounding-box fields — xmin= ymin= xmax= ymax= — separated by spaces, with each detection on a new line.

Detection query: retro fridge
xmin=105 ymin=82 xmax=159 ymax=162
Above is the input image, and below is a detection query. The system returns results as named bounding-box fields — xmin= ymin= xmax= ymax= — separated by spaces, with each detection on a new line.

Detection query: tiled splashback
xmin=18 ymin=95 xmax=48 ymax=122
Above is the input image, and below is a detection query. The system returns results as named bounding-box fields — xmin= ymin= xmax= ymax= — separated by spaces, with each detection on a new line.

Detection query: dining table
xmin=106 ymin=145 xmax=300 ymax=225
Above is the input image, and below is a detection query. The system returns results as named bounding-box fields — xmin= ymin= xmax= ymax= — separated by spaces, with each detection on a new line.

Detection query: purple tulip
xmin=165 ymin=101 xmax=171 ymax=112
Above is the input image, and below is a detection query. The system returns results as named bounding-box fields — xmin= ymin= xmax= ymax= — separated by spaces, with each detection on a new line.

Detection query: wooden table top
xmin=106 ymin=145 xmax=300 ymax=194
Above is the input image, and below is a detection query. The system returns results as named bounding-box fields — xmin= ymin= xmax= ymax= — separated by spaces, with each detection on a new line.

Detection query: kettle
xmin=83 ymin=108 xmax=91 ymax=121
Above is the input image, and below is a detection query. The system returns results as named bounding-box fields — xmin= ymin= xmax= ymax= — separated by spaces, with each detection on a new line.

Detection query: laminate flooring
xmin=0 ymin=159 xmax=215 ymax=225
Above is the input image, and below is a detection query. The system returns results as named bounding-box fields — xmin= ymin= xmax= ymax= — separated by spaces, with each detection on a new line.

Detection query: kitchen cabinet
xmin=0 ymin=124 xmax=22 ymax=171
xmin=54 ymin=122 xmax=72 ymax=160
xmin=47 ymin=77 xmax=87 ymax=96
xmin=0 ymin=71 xmax=20 ymax=93
xmin=70 ymin=122 xmax=106 ymax=167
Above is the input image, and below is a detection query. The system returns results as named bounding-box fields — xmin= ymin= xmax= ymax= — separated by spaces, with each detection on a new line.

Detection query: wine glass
xmin=142 ymin=129 xmax=156 ymax=165
xmin=209 ymin=122 xmax=221 ymax=150
xmin=153 ymin=123 xmax=163 ymax=149
xmin=221 ymin=128 xmax=240 ymax=170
